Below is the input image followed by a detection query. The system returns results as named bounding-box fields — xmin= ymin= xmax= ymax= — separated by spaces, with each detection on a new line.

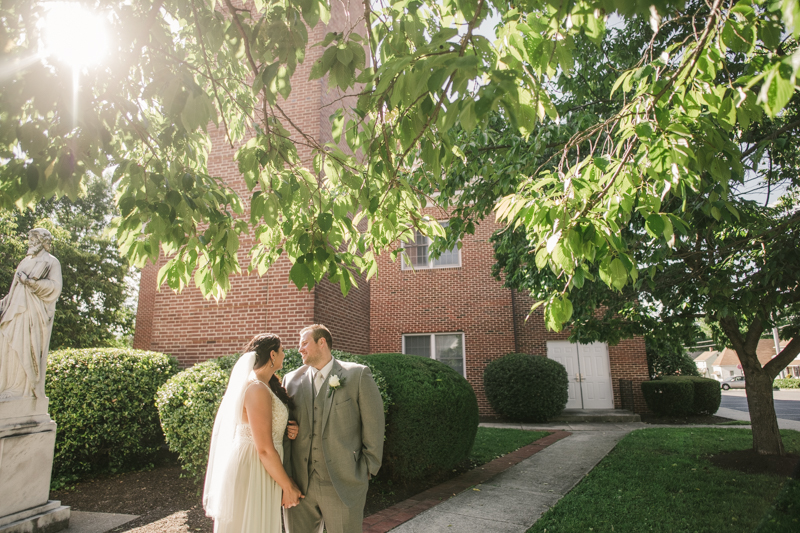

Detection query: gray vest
xmin=308 ymin=379 xmax=331 ymax=480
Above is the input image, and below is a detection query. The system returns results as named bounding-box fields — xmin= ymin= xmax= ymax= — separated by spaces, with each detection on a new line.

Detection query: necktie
xmin=314 ymin=370 xmax=325 ymax=396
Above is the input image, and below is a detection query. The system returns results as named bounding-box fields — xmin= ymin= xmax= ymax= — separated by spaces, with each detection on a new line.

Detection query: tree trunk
xmin=744 ymin=367 xmax=784 ymax=456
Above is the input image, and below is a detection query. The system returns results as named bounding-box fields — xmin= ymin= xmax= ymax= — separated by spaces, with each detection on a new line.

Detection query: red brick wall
xmin=132 ymin=1 xmax=651 ymax=413
xmin=132 ymin=1 xmax=369 ymax=363
xmin=369 ymin=214 xmax=650 ymax=416
xmin=132 ymin=263 xmax=157 ymax=351
xmin=369 ymin=211 xmax=517 ymax=415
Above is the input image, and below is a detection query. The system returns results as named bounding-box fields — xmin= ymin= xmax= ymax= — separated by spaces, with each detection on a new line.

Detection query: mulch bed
xmin=51 ymin=451 xmax=503 ymax=533
xmin=709 ymin=449 xmax=800 ymax=479
xmin=51 ymin=462 xmax=212 ymax=533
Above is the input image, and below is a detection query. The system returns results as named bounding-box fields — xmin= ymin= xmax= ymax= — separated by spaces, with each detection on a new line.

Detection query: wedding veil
xmin=202 ymin=351 xmax=257 ymax=521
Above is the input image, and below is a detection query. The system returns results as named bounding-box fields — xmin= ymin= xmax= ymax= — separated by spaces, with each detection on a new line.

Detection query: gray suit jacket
xmin=283 ymin=359 xmax=385 ymax=508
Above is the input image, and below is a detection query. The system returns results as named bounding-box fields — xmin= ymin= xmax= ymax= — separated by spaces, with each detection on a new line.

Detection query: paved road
xmin=720 ymin=390 xmax=800 ymax=421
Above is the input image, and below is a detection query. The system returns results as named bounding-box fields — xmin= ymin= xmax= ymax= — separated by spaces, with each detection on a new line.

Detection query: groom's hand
xmin=286 ymin=420 xmax=299 ymax=440
xmin=281 ymin=480 xmax=304 ymax=508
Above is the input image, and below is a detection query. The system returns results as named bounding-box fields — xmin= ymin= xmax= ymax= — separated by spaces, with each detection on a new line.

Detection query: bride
xmin=203 ymin=333 xmax=304 ymax=532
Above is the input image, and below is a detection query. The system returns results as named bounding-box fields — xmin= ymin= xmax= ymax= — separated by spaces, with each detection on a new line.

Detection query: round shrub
xmin=156 ymin=349 xmax=391 ymax=482
xmin=363 ymin=353 xmax=479 ymax=482
xmin=46 ymin=348 xmax=178 ymax=482
xmin=641 ymin=378 xmax=694 ymax=416
xmin=642 ymin=376 xmax=721 ymax=416
xmin=483 ymin=353 xmax=568 ymax=422
xmin=683 ymin=376 xmax=721 ymax=415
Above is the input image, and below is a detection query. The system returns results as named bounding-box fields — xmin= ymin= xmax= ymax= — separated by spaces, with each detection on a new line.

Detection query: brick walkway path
xmin=362 ymin=431 xmax=571 ymax=533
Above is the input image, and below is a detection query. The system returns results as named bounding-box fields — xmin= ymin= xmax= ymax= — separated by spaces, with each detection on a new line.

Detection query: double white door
xmin=547 ymin=341 xmax=614 ymax=409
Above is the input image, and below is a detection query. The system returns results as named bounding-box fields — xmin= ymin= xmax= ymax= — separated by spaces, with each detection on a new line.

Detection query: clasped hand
xmin=286 ymin=420 xmax=299 ymax=440
xmin=281 ymin=480 xmax=304 ymax=508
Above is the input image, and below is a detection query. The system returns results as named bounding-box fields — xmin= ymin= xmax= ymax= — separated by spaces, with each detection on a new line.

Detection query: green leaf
xmin=645 ymin=214 xmax=665 ymax=239
xmin=318 ymin=212 xmax=333 ymax=232
xmin=459 ymin=101 xmax=477 ymax=132
xmin=290 ymin=262 xmax=315 ymax=290
xmin=609 ymin=258 xmax=627 ymax=291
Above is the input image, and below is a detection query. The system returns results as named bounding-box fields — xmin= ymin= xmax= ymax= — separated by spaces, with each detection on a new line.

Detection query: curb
xmin=362 ymin=431 xmax=572 ymax=533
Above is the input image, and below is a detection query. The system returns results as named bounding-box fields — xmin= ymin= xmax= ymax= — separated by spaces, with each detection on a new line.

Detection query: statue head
xmin=27 ymin=228 xmax=54 ymax=255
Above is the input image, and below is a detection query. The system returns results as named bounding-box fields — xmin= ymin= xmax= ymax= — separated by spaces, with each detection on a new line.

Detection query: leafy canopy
xmin=2 ymin=0 xmax=799 ymax=335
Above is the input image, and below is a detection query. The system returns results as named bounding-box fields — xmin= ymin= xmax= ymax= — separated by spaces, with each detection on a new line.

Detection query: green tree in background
xmin=2 ymin=0 xmax=800 ymax=453
xmin=0 ymin=176 xmax=134 ymax=348
xmin=422 ymin=3 xmax=800 ymax=454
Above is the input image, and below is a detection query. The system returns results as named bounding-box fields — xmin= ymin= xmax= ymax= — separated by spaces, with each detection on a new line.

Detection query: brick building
xmin=133 ymin=1 xmax=650 ymax=416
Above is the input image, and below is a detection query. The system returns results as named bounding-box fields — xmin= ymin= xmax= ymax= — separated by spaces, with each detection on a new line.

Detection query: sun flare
xmin=43 ymin=3 xmax=108 ymax=68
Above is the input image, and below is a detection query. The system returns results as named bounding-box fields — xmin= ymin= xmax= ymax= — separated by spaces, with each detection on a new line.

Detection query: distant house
xmin=692 ymin=350 xmax=719 ymax=379
xmin=693 ymin=339 xmax=796 ymax=380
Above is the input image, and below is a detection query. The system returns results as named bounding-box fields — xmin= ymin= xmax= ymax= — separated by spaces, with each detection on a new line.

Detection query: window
xmin=401 ymin=222 xmax=460 ymax=269
xmin=730 ymin=370 xmax=734 ymax=377
xmin=403 ymin=333 xmax=465 ymax=376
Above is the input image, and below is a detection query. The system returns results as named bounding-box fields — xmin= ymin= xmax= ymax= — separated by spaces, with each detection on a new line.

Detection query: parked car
xmin=721 ymin=376 xmax=746 ymax=390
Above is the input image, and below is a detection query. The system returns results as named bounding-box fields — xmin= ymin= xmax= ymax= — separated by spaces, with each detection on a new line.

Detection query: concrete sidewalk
xmin=388 ymin=425 xmax=634 ymax=533
xmin=716 ymin=405 xmax=800 ymax=431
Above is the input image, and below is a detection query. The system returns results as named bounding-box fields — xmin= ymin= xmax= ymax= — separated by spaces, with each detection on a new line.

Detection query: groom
xmin=282 ymin=324 xmax=385 ymax=533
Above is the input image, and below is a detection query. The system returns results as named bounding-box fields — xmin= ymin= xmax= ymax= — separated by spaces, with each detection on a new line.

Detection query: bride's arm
xmin=244 ymin=384 xmax=304 ymax=507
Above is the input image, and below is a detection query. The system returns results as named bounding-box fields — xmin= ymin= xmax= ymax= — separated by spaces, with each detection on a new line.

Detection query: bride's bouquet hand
xmin=281 ymin=480 xmax=304 ymax=508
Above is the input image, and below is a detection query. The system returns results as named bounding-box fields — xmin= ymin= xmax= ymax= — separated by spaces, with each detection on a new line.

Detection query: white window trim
xmin=402 ymin=332 xmax=466 ymax=377
xmin=400 ymin=221 xmax=462 ymax=270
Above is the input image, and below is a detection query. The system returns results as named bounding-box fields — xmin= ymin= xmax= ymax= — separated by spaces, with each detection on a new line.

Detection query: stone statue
xmin=0 ymin=228 xmax=62 ymax=400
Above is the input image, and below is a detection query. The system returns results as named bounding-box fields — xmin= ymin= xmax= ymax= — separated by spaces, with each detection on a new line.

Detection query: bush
xmin=641 ymin=376 xmax=721 ymax=416
xmin=683 ymin=376 xmax=722 ymax=415
xmin=774 ymin=378 xmax=800 ymax=389
xmin=156 ymin=349 xmax=391 ymax=482
xmin=46 ymin=348 xmax=178 ymax=482
xmin=483 ymin=353 xmax=568 ymax=422
xmin=364 ymin=353 xmax=479 ymax=482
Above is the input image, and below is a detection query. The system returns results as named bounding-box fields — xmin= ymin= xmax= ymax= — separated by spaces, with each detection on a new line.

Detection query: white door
xmin=547 ymin=341 xmax=582 ymax=409
xmin=547 ymin=341 xmax=614 ymax=409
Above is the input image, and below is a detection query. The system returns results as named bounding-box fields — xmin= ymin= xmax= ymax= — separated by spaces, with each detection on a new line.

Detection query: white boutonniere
xmin=328 ymin=374 xmax=345 ymax=396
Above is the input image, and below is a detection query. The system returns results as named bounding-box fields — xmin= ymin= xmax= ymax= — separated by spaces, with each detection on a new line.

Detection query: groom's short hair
xmin=301 ymin=324 xmax=333 ymax=350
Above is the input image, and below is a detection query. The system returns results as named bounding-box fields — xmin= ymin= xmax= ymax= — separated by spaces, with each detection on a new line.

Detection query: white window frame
xmin=401 ymin=221 xmax=461 ymax=270
xmin=402 ymin=332 xmax=466 ymax=377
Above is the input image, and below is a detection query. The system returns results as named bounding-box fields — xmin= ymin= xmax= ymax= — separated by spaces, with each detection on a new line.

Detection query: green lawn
xmin=469 ymin=427 xmax=550 ymax=467
xmin=528 ymin=428 xmax=800 ymax=533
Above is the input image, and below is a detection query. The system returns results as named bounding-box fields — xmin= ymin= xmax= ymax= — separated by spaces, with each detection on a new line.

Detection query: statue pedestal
xmin=0 ymin=398 xmax=69 ymax=533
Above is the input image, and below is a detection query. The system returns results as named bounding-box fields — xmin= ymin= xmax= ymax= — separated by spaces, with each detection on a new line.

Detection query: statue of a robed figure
xmin=0 ymin=228 xmax=70 ymax=533
xmin=0 ymin=228 xmax=62 ymax=400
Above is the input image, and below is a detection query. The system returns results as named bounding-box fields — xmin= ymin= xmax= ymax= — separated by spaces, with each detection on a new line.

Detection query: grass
xmin=528 ymin=428 xmax=800 ymax=533
xmin=468 ymin=427 xmax=550 ymax=467
xmin=716 ymin=420 xmax=752 ymax=426
xmin=754 ymin=478 xmax=800 ymax=532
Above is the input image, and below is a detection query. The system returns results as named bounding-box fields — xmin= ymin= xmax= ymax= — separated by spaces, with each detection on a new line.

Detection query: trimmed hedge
xmin=641 ymin=376 xmax=721 ymax=416
xmin=483 ymin=353 xmax=568 ymax=422
xmin=774 ymin=378 xmax=800 ymax=389
xmin=156 ymin=349 xmax=391 ymax=482
xmin=684 ymin=376 xmax=722 ymax=415
xmin=46 ymin=348 xmax=178 ymax=482
xmin=364 ymin=353 xmax=479 ymax=482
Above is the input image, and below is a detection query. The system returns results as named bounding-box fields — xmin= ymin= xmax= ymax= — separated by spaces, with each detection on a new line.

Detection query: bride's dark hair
xmin=242 ymin=333 xmax=293 ymax=409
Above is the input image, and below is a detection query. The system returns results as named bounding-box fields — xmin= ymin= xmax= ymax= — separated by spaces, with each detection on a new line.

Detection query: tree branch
xmin=764 ymin=337 xmax=800 ymax=378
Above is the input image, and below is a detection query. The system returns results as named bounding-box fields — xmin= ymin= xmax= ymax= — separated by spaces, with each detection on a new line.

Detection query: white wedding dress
xmin=204 ymin=353 xmax=289 ymax=533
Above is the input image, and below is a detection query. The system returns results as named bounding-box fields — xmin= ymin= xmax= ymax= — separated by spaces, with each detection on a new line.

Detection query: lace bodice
xmin=235 ymin=382 xmax=289 ymax=449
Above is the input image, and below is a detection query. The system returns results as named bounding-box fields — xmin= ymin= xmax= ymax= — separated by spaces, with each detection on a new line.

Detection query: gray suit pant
xmin=284 ymin=471 xmax=365 ymax=533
